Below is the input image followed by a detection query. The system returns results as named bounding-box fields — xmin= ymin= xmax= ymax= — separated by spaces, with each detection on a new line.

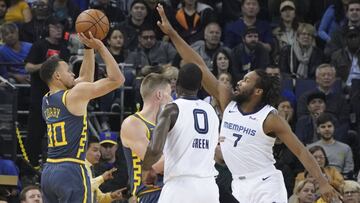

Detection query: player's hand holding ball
xmin=75 ymin=9 xmax=109 ymax=50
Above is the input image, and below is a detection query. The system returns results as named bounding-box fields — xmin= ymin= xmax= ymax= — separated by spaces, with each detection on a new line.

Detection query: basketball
xmin=75 ymin=9 xmax=109 ymax=40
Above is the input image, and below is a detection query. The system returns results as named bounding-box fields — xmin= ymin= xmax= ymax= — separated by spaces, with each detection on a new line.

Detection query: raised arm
xmin=265 ymin=113 xmax=340 ymax=202
xmin=156 ymin=4 xmax=232 ymax=111
xmin=65 ymin=33 xmax=125 ymax=115
xmin=142 ymin=103 xmax=178 ymax=170
xmin=75 ymin=33 xmax=96 ymax=83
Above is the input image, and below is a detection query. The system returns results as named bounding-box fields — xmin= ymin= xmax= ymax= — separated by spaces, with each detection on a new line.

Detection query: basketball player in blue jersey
xmin=154 ymin=4 xmax=340 ymax=203
xmin=142 ymin=64 xmax=220 ymax=203
xmin=39 ymin=32 xmax=125 ymax=203
xmin=120 ymin=73 xmax=172 ymax=202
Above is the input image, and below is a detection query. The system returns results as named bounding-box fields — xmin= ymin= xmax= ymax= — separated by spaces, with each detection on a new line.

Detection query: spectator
xmin=295 ymin=145 xmax=344 ymax=193
xmin=24 ymin=16 xmax=70 ymax=166
xmin=19 ymin=0 xmax=51 ymax=43
xmin=277 ymin=97 xmax=296 ymax=130
xmin=318 ymin=0 xmax=348 ymax=43
xmin=279 ymin=23 xmax=323 ymax=79
xmin=296 ymin=64 xmax=349 ymax=124
xmin=331 ymin=26 xmax=360 ymax=86
xmin=89 ymin=0 xmax=126 ymax=28
xmin=19 ymin=185 xmax=42 ymax=203
xmin=94 ymin=131 xmax=128 ymax=193
xmin=231 ymin=26 xmax=270 ymax=82
xmin=288 ymin=179 xmax=316 ymax=203
xmin=173 ymin=0 xmax=215 ymax=44
xmin=211 ymin=48 xmax=232 ymax=78
xmin=265 ymin=66 xmax=296 ymax=108
xmin=191 ymin=22 xmax=228 ymax=71
xmin=224 ymin=0 xmax=273 ymax=51
xmin=125 ymin=25 xmax=176 ymax=70
xmin=325 ymin=0 xmax=360 ymax=58
xmin=85 ymin=135 xmax=125 ymax=203
xmin=295 ymin=91 xmax=326 ymax=144
xmin=4 ymin=0 xmax=32 ymax=24
xmin=342 ymin=180 xmax=360 ymax=203
xmin=0 ymin=22 xmax=32 ymax=84
xmin=119 ymin=0 xmax=150 ymax=51
xmin=308 ymin=113 xmax=354 ymax=178
xmin=272 ymin=1 xmax=298 ymax=65
xmin=161 ymin=65 xmax=178 ymax=99
xmin=0 ymin=0 xmax=7 ymax=26
xmin=48 ymin=0 xmax=80 ymax=31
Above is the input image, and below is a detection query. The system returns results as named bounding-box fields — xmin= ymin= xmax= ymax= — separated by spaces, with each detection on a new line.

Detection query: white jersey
xmin=163 ymin=98 xmax=219 ymax=183
xmin=220 ymin=101 xmax=277 ymax=175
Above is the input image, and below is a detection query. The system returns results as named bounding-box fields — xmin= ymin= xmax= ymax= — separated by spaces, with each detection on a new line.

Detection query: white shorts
xmin=232 ymin=168 xmax=287 ymax=203
xmin=158 ymin=176 xmax=219 ymax=203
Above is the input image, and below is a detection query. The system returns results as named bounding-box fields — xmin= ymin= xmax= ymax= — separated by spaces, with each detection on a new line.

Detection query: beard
xmin=232 ymin=87 xmax=254 ymax=104
xmin=320 ymin=133 xmax=333 ymax=141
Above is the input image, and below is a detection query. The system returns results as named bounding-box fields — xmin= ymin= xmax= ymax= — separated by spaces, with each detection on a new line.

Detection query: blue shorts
xmin=41 ymin=162 xmax=91 ymax=203
xmin=138 ymin=190 xmax=161 ymax=203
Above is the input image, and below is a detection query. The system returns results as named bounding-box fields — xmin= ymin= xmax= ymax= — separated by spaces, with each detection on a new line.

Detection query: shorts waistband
xmin=46 ymin=158 xmax=85 ymax=165
xmin=232 ymin=166 xmax=278 ymax=180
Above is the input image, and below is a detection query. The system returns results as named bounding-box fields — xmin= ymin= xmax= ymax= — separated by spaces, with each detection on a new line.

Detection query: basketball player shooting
xmin=40 ymin=32 xmax=125 ymax=203
xmin=154 ymin=4 xmax=341 ymax=203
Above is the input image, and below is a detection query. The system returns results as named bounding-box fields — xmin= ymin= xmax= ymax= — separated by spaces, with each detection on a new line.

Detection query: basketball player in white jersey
xmin=154 ymin=4 xmax=340 ymax=203
xmin=142 ymin=63 xmax=220 ymax=203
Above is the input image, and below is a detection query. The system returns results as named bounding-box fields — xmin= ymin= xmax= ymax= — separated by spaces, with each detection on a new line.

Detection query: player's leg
xmin=41 ymin=164 xmax=59 ymax=203
xmin=253 ymin=170 xmax=287 ymax=203
xmin=52 ymin=163 xmax=91 ymax=203
xmin=159 ymin=177 xmax=219 ymax=203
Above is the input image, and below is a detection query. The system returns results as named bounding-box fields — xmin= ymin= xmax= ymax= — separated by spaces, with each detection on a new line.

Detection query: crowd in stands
xmin=0 ymin=0 xmax=360 ymax=202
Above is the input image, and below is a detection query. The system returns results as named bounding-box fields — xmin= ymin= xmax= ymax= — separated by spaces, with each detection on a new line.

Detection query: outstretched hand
xmin=318 ymin=182 xmax=342 ymax=203
xmin=78 ymin=32 xmax=104 ymax=50
xmin=156 ymin=4 xmax=175 ymax=36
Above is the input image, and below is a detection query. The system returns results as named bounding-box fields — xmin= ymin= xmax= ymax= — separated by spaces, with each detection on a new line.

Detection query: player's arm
xmin=66 ymin=33 xmax=125 ymax=114
xmin=264 ymin=113 xmax=340 ymax=202
xmin=156 ymin=4 xmax=232 ymax=112
xmin=142 ymin=103 xmax=178 ymax=170
xmin=75 ymin=33 xmax=96 ymax=83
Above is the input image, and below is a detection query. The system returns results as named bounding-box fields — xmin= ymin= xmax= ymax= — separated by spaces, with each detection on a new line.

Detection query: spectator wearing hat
xmin=297 ymin=64 xmax=349 ymax=125
xmin=308 ymin=113 xmax=354 ymax=178
xmin=272 ymin=0 xmax=299 ymax=65
xmin=224 ymin=0 xmax=273 ymax=51
xmin=331 ymin=25 xmax=360 ymax=86
xmin=119 ymin=0 xmax=150 ymax=51
xmin=279 ymin=23 xmax=323 ymax=79
xmin=230 ymin=25 xmax=270 ymax=82
xmin=94 ymin=131 xmax=128 ymax=193
xmin=325 ymin=0 xmax=360 ymax=58
xmin=85 ymin=135 xmax=125 ymax=203
xmin=295 ymin=91 xmax=327 ymax=144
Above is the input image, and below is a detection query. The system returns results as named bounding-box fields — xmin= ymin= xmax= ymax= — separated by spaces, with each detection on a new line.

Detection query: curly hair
xmin=254 ymin=69 xmax=281 ymax=107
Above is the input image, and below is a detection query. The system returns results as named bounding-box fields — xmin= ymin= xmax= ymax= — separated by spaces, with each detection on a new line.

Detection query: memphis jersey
xmin=123 ymin=113 xmax=163 ymax=197
xmin=220 ymin=101 xmax=277 ymax=175
xmin=163 ymin=98 xmax=219 ymax=183
xmin=41 ymin=90 xmax=87 ymax=162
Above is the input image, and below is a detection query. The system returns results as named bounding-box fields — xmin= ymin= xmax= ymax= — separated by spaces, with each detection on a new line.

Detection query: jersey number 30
xmin=47 ymin=122 xmax=68 ymax=147
xmin=193 ymin=109 xmax=208 ymax=134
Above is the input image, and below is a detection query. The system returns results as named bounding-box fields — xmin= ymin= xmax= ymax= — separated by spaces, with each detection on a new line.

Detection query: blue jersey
xmin=42 ymin=90 xmax=87 ymax=164
xmin=123 ymin=113 xmax=163 ymax=197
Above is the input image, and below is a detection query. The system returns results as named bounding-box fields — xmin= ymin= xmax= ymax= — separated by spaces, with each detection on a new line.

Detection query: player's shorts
xmin=158 ymin=176 xmax=219 ymax=203
xmin=41 ymin=162 xmax=91 ymax=203
xmin=231 ymin=167 xmax=287 ymax=203
xmin=137 ymin=190 xmax=161 ymax=203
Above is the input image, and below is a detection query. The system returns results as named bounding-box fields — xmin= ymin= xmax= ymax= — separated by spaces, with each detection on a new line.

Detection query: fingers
xmin=117 ymin=187 xmax=127 ymax=192
xmin=109 ymin=168 xmax=117 ymax=174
